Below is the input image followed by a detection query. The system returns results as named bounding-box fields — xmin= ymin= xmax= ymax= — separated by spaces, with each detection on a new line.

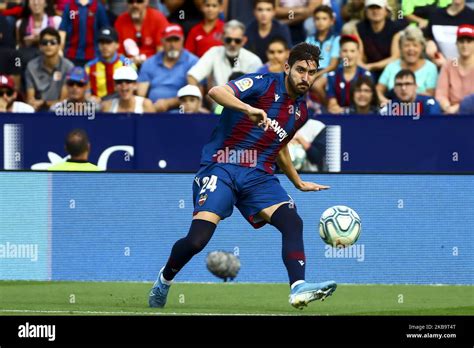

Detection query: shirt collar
xmin=313 ymin=28 xmax=336 ymax=45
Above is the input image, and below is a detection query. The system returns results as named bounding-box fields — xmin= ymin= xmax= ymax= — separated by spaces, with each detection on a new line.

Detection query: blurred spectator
xmin=245 ymin=0 xmax=292 ymax=63
xmin=25 ymin=27 xmax=73 ymax=110
xmin=0 ymin=12 xmax=22 ymax=88
xmin=187 ymin=20 xmax=262 ymax=87
xmin=377 ymin=26 xmax=438 ymax=105
xmin=326 ymin=34 xmax=372 ymax=114
xmin=0 ymin=0 xmax=23 ymax=19
xmin=288 ymin=119 xmax=327 ymax=172
xmin=162 ymin=0 xmax=203 ymax=37
xmin=459 ymin=93 xmax=474 ymax=114
xmin=226 ymin=0 xmax=253 ymax=25
xmin=185 ymin=0 xmax=224 ymax=58
xmin=176 ymin=84 xmax=209 ymax=113
xmin=256 ymin=36 xmax=289 ymax=73
xmin=342 ymin=0 xmax=365 ymax=24
xmin=381 ymin=69 xmax=441 ymax=115
xmin=425 ymin=0 xmax=474 ymax=67
xmin=435 ymin=24 xmax=474 ymax=114
xmin=59 ymin=0 xmax=109 ymax=67
xmin=137 ymin=24 xmax=198 ymax=112
xmin=47 ymin=129 xmax=101 ymax=171
xmin=85 ymin=26 xmax=133 ymax=100
xmin=402 ymin=0 xmax=450 ymax=29
xmin=101 ymin=65 xmax=154 ymax=113
xmin=305 ymin=5 xmax=339 ymax=76
xmin=51 ymin=66 xmax=100 ymax=115
xmin=115 ymin=0 xmax=169 ymax=66
xmin=0 ymin=74 xmax=35 ymax=112
xmin=275 ymin=0 xmax=319 ymax=44
xmin=16 ymin=0 xmax=61 ymax=65
xmin=55 ymin=0 xmax=69 ymax=15
xmin=355 ymin=0 xmax=406 ymax=80
xmin=347 ymin=74 xmax=379 ymax=114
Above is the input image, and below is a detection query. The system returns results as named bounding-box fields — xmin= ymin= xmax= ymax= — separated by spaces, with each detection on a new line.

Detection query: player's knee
xmin=271 ymin=203 xmax=303 ymax=235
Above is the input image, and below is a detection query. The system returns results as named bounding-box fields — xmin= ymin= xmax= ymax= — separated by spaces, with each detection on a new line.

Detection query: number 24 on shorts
xmin=199 ymin=175 xmax=218 ymax=194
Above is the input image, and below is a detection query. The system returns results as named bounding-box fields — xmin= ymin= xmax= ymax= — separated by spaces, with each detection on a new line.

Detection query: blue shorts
xmin=192 ymin=163 xmax=292 ymax=229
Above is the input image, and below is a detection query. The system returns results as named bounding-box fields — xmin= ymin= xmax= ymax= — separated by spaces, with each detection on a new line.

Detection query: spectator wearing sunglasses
xmin=85 ymin=26 xmax=134 ymax=100
xmin=51 ymin=66 xmax=100 ymax=115
xmin=187 ymin=20 xmax=262 ymax=88
xmin=0 ymin=75 xmax=35 ymax=113
xmin=59 ymin=0 xmax=110 ymax=67
xmin=101 ymin=66 xmax=154 ymax=113
xmin=137 ymin=24 xmax=198 ymax=112
xmin=25 ymin=27 xmax=74 ymax=111
xmin=115 ymin=0 xmax=169 ymax=66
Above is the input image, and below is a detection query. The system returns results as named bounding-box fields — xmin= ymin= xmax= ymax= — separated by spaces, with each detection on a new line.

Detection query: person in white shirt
xmin=187 ymin=20 xmax=263 ymax=88
xmin=101 ymin=66 xmax=155 ymax=114
xmin=0 ymin=75 xmax=35 ymax=113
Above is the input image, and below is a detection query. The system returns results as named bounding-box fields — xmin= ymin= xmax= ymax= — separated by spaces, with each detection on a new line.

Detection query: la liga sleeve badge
xmin=234 ymin=78 xmax=253 ymax=92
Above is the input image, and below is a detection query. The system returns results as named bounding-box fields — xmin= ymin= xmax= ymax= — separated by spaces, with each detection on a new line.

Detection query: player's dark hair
xmin=395 ymin=69 xmax=416 ymax=83
xmin=65 ymin=129 xmax=90 ymax=157
xmin=313 ymin=5 xmax=334 ymax=18
xmin=267 ymin=36 xmax=289 ymax=50
xmin=40 ymin=27 xmax=61 ymax=44
xmin=254 ymin=0 xmax=275 ymax=9
xmin=340 ymin=35 xmax=360 ymax=48
xmin=350 ymin=75 xmax=379 ymax=109
xmin=288 ymin=42 xmax=321 ymax=69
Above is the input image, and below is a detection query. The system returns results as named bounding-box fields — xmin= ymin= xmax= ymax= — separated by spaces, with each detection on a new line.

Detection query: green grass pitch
xmin=0 ymin=281 xmax=472 ymax=316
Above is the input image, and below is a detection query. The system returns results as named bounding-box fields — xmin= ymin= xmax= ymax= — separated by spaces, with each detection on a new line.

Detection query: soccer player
xmin=149 ymin=42 xmax=337 ymax=310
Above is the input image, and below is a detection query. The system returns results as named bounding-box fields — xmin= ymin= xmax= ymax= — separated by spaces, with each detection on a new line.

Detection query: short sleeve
xmin=425 ymin=61 xmax=438 ymax=90
xmin=226 ymin=73 xmax=273 ymax=100
xmin=330 ymin=36 xmax=340 ymax=59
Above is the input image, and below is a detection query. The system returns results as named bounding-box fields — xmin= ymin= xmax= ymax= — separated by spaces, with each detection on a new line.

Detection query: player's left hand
xmin=296 ymin=181 xmax=330 ymax=192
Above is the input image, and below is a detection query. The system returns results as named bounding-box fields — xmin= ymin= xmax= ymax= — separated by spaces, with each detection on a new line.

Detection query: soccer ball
xmin=319 ymin=205 xmax=362 ymax=247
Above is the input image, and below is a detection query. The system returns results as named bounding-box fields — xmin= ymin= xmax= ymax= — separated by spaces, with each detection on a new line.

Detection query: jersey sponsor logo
xmin=198 ymin=194 xmax=208 ymax=206
xmin=269 ymin=119 xmax=288 ymax=142
xmin=234 ymin=78 xmax=253 ymax=92
xmin=274 ymin=94 xmax=280 ymax=102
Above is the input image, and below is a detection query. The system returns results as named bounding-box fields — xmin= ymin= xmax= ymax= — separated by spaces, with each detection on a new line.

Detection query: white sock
xmin=160 ymin=273 xmax=172 ymax=285
xmin=290 ymin=280 xmax=305 ymax=290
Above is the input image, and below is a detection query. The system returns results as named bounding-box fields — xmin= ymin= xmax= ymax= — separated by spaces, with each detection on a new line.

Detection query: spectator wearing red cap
xmin=436 ymin=24 xmax=474 ymax=114
xmin=325 ymin=34 xmax=373 ymax=114
xmin=114 ymin=0 xmax=169 ymax=66
xmin=425 ymin=0 xmax=474 ymax=67
xmin=185 ymin=0 xmax=224 ymax=58
xmin=0 ymin=75 xmax=35 ymax=113
xmin=137 ymin=24 xmax=198 ymax=112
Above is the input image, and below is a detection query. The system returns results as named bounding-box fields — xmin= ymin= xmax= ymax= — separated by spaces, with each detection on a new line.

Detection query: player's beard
xmin=287 ymin=73 xmax=311 ymax=97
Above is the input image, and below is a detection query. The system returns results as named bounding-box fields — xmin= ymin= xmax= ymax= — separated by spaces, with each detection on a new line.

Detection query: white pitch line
xmin=0 ymin=309 xmax=300 ymax=316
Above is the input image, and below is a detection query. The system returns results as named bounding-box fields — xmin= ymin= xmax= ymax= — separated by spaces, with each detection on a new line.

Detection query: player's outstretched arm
xmin=277 ymin=145 xmax=330 ymax=192
xmin=208 ymin=85 xmax=270 ymax=130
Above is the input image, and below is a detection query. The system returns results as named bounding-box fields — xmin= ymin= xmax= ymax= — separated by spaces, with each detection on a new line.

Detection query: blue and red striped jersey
xmin=201 ymin=72 xmax=309 ymax=174
xmin=326 ymin=66 xmax=373 ymax=107
xmin=59 ymin=0 xmax=109 ymax=62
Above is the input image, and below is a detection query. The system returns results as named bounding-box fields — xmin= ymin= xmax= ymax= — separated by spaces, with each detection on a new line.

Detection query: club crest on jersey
xmin=198 ymin=194 xmax=208 ymax=206
xmin=235 ymin=78 xmax=253 ymax=92
xmin=295 ymin=107 xmax=301 ymax=120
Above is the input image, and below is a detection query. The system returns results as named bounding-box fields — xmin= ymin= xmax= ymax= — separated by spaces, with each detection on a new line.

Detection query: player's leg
xmin=149 ymin=165 xmax=235 ymax=308
xmin=260 ymin=202 xmax=337 ymax=309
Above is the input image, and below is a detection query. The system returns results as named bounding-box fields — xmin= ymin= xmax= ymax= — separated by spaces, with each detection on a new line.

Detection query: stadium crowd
xmin=0 ymin=0 xmax=474 ymax=115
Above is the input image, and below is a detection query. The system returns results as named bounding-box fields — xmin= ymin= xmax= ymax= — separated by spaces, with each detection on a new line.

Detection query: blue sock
xmin=270 ymin=203 xmax=306 ymax=286
xmin=162 ymin=219 xmax=216 ymax=281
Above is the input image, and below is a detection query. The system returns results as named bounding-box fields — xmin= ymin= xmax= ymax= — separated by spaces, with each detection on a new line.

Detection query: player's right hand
xmin=245 ymin=105 xmax=270 ymax=131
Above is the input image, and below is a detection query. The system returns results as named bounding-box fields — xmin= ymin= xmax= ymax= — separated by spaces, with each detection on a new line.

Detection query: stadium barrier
xmin=0 ymin=172 xmax=472 ymax=284
xmin=1 ymin=113 xmax=474 ymax=172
